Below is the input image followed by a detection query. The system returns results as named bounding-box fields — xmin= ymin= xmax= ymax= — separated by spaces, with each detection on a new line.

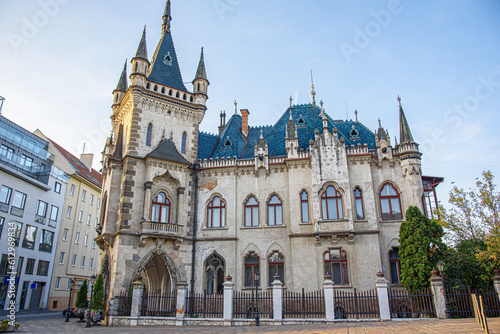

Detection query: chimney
xmin=241 ymin=109 xmax=250 ymax=137
xmin=80 ymin=153 xmax=94 ymax=172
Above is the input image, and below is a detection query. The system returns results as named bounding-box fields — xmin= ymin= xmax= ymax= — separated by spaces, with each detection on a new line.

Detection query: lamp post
xmin=65 ymin=279 xmax=74 ymax=322
xmin=254 ymin=270 xmax=260 ymax=327
xmin=436 ymin=261 xmax=449 ymax=318
xmin=85 ymin=275 xmax=97 ymax=328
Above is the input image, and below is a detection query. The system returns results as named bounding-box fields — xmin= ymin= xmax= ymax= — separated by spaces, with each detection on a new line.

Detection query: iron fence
xmin=333 ymin=288 xmax=379 ymax=319
xmin=186 ymin=292 xmax=223 ymax=318
xmin=232 ymin=290 xmax=273 ymax=319
xmin=115 ymin=290 xmax=131 ymax=316
xmin=446 ymin=286 xmax=500 ymax=318
xmin=142 ymin=290 xmax=177 ymax=317
xmin=283 ymin=289 xmax=325 ymax=319
xmin=388 ymin=287 xmax=436 ymax=318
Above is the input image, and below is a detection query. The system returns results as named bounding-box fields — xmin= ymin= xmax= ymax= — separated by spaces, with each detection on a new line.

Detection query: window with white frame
xmin=81 ymin=256 xmax=85 ymax=268
xmin=78 ymin=211 xmax=83 ymax=222
xmin=66 ymin=206 xmax=72 ymax=218
xmin=70 ymin=184 xmax=75 ymax=196
xmin=92 ymin=240 xmax=96 ymax=249
xmin=36 ymin=201 xmax=48 ymax=217
xmin=90 ymin=258 xmax=94 ymax=270
xmin=49 ymin=206 xmax=59 ymax=221
xmin=87 ymin=214 xmax=91 ymax=225
xmin=84 ymin=235 xmax=88 ymax=246
xmin=62 ymin=228 xmax=68 ymax=241
xmin=72 ymin=255 xmax=77 ymax=266
xmin=55 ymin=277 xmax=61 ymax=289
xmin=59 ymin=252 xmax=65 ymax=264
xmin=90 ymin=194 xmax=94 ymax=205
xmin=82 ymin=190 xmax=86 ymax=202
xmin=97 ymin=198 xmax=101 ymax=209
xmin=54 ymin=182 xmax=61 ymax=194
xmin=75 ymin=232 xmax=80 ymax=244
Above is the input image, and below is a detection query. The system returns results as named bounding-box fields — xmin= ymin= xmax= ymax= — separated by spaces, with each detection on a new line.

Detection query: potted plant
xmin=74 ymin=280 xmax=88 ymax=321
xmin=0 ymin=319 xmax=20 ymax=333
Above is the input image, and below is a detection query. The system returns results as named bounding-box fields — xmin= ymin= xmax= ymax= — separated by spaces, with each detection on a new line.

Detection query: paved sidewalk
xmin=11 ymin=317 xmax=500 ymax=334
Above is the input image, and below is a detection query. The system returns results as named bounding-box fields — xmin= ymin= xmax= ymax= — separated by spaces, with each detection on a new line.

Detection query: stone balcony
xmin=139 ymin=221 xmax=184 ymax=249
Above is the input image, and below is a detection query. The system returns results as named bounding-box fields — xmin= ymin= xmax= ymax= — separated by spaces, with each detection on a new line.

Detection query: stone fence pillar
xmin=429 ymin=269 xmax=447 ymax=319
xmin=223 ymin=275 xmax=234 ymax=326
xmin=130 ymin=279 xmax=144 ymax=326
xmin=375 ymin=271 xmax=391 ymax=321
xmin=176 ymin=281 xmax=188 ymax=326
xmin=323 ymin=275 xmax=335 ymax=322
xmin=493 ymin=269 xmax=500 ymax=304
xmin=272 ymin=274 xmax=283 ymax=323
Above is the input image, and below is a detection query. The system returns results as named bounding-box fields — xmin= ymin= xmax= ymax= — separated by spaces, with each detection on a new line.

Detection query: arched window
xmin=151 ymin=192 xmax=170 ymax=223
xmin=244 ymin=252 xmax=260 ymax=287
xmin=168 ymin=89 xmax=173 ymax=96
xmin=268 ymin=252 xmax=284 ymax=286
xmin=354 ymin=187 xmax=364 ymax=220
xmin=389 ymin=248 xmax=401 ymax=284
xmin=154 ymin=85 xmax=158 ymax=91
xmin=205 ymin=253 xmax=225 ymax=295
xmin=267 ymin=195 xmax=282 ymax=226
xmin=207 ymin=196 xmax=225 ymax=228
xmin=300 ymin=190 xmax=309 ymax=223
xmin=321 ymin=185 xmax=343 ymax=220
xmin=181 ymin=132 xmax=187 ymax=154
xmin=134 ymin=63 xmax=138 ymax=72
xmin=324 ymin=248 xmax=349 ymax=285
xmin=161 ymin=87 xmax=165 ymax=94
xmin=380 ymin=183 xmax=402 ymax=220
xmin=146 ymin=123 xmax=152 ymax=146
xmin=244 ymin=196 xmax=259 ymax=227
xmin=146 ymin=83 xmax=150 ymax=89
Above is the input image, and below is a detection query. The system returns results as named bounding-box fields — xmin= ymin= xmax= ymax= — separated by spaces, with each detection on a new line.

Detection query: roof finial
xmin=354 ymin=109 xmax=358 ymax=122
xmin=310 ymin=70 xmax=316 ymax=106
xmin=397 ymin=95 xmax=402 ymax=107
xmin=289 ymin=95 xmax=292 ymax=108
xmin=234 ymin=100 xmax=237 ymax=114
xmin=260 ymin=129 xmax=264 ymax=139
xmin=162 ymin=0 xmax=172 ymax=33
xmin=378 ymin=118 xmax=382 ymax=128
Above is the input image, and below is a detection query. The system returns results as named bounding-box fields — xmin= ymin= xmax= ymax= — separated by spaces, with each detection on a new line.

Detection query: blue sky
xmin=0 ymin=0 xmax=499 ymax=207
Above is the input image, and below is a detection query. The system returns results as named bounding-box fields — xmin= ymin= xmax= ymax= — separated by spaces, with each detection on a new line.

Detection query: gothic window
xmin=321 ymin=185 xmax=343 ymax=220
xmin=222 ymin=137 xmax=232 ymax=150
xmin=244 ymin=196 xmax=259 ymax=227
xmin=146 ymin=83 xmax=150 ymax=89
xmin=244 ymin=252 xmax=260 ymax=287
xmin=168 ymin=89 xmax=173 ymax=96
xmin=380 ymin=183 xmax=402 ymax=220
xmin=389 ymin=248 xmax=401 ymax=284
xmin=146 ymin=123 xmax=152 ymax=146
xmin=151 ymin=192 xmax=171 ymax=223
xmin=207 ymin=196 xmax=225 ymax=228
xmin=154 ymin=85 xmax=158 ymax=91
xmin=176 ymin=92 xmax=180 ymax=98
xmin=267 ymin=195 xmax=283 ymax=226
xmin=161 ymin=87 xmax=165 ymax=94
xmin=268 ymin=252 xmax=284 ymax=286
xmin=134 ymin=63 xmax=138 ymax=72
xmin=205 ymin=253 xmax=225 ymax=295
xmin=297 ymin=115 xmax=306 ymax=127
xmin=354 ymin=187 xmax=364 ymax=220
xmin=300 ymin=190 xmax=309 ymax=223
xmin=190 ymin=96 xmax=194 ymax=102
xmin=183 ymin=93 xmax=187 ymax=100
xmin=324 ymin=249 xmax=349 ymax=285
xmin=350 ymin=125 xmax=360 ymax=139
xmin=181 ymin=132 xmax=187 ymax=154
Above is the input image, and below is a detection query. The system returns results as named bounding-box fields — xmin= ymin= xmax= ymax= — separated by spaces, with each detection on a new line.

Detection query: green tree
xmin=399 ymin=206 xmax=445 ymax=291
xmin=92 ymin=274 xmax=105 ymax=310
xmin=75 ymin=280 xmax=89 ymax=308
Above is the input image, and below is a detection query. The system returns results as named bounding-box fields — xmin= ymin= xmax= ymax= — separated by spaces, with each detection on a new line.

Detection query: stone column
xmin=493 ymin=269 xmax=500 ymax=304
xmin=375 ymin=271 xmax=391 ymax=321
xmin=323 ymin=275 xmax=335 ymax=322
xmin=429 ymin=269 xmax=447 ymax=319
xmin=130 ymin=279 xmax=144 ymax=326
xmin=272 ymin=274 xmax=283 ymax=323
xmin=223 ymin=275 xmax=235 ymax=326
xmin=176 ymin=281 xmax=188 ymax=327
xmin=107 ymin=297 xmax=119 ymax=326
xmin=143 ymin=182 xmax=153 ymax=221
xmin=177 ymin=187 xmax=185 ymax=223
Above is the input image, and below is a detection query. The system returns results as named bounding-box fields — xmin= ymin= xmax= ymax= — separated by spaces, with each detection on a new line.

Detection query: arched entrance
xmin=135 ymin=252 xmax=178 ymax=295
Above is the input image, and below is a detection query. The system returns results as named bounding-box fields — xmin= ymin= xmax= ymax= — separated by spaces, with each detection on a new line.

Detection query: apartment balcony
xmin=139 ymin=220 xmax=184 ymax=249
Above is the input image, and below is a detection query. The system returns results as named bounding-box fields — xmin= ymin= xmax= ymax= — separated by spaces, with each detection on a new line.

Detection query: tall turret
xmin=112 ymin=60 xmax=128 ymax=108
xmin=130 ymin=26 xmax=150 ymax=88
xmin=285 ymin=111 xmax=299 ymax=159
xmin=193 ymin=47 xmax=209 ymax=105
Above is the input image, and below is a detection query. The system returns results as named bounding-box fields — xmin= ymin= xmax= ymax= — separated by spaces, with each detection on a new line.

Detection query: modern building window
xmin=66 ymin=206 xmax=72 ymax=218
xmin=55 ymin=277 xmax=61 ymax=289
xmin=72 ymin=255 xmax=77 ymax=267
xmin=207 ymin=196 xmax=225 ymax=228
xmin=244 ymin=196 xmax=259 ymax=227
xmin=0 ymin=145 xmax=14 ymax=160
xmin=62 ymin=228 xmax=68 ymax=241
xmin=90 ymin=258 xmax=94 ymax=270
xmin=49 ymin=206 xmax=59 ymax=221
xmin=12 ymin=222 xmax=22 ymax=246
xmin=87 ymin=214 xmax=91 ymax=225
xmin=0 ymin=217 xmax=4 ymax=239
xmin=300 ymin=190 xmax=309 ymax=223
xmin=84 ymin=235 xmax=88 ymax=246
xmin=151 ymin=192 xmax=170 ymax=223
xmin=12 ymin=191 xmax=27 ymax=210
xmin=354 ymin=187 xmax=364 ymax=220
xmin=380 ymin=183 xmax=402 ymax=220
xmin=95 ymin=218 xmax=98 ymax=228
xmin=244 ymin=252 xmax=260 ymax=287
xmin=389 ymin=248 xmax=401 ymax=284
xmin=82 ymin=190 xmax=86 ymax=202
xmin=92 ymin=240 xmax=96 ymax=249
xmin=90 ymin=194 xmax=94 ymax=205
xmin=20 ymin=155 xmax=33 ymax=168
xmin=39 ymin=230 xmax=54 ymax=253
xmin=181 ymin=132 xmax=187 ymax=154
xmin=81 ymin=256 xmax=85 ymax=268
xmin=78 ymin=211 xmax=83 ymax=222
xmin=205 ymin=253 xmax=225 ymax=295
xmin=36 ymin=201 xmax=48 ymax=217
xmin=67 ymin=279 xmax=72 ymax=290
xmin=59 ymin=252 xmax=65 ymax=264
xmin=54 ymin=182 xmax=61 ymax=194
xmin=267 ymin=195 xmax=283 ymax=226
xmin=146 ymin=123 xmax=152 ymax=146
xmin=268 ymin=251 xmax=284 ymax=286
xmin=16 ymin=257 xmax=24 ymax=276
xmin=22 ymin=225 xmax=37 ymax=249
xmin=97 ymin=198 xmax=101 ymax=209
xmin=75 ymin=232 xmax=80 ymax=244
xmin=0 ymin=186 xmax=12 ymax=205
xmin=70 ymin=184 xmax=75 ymax=196
xmin=37 ymin=260 xmax=50 ymax=276
xmin=324 ymin=248 xmax=349 ymax=285
xmin=321 ymin=185 xmax=343 ymax=220
xmin=0 ymin=255 xmax=8 ymax=275
xmin=25 ymin=258 xmax=35 ymax=274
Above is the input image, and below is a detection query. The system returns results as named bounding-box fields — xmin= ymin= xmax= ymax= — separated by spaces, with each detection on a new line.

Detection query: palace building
xmin=96 ymin=1 xmax=443 ymax=310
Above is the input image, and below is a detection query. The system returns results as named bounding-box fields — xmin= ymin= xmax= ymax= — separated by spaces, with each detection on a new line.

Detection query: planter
xmin=0 ymin=321 xmax=20 ymax=333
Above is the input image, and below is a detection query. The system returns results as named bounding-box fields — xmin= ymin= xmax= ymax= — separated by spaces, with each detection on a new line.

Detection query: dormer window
xmin=223 ymin=137 xmax=232 ymax=150
xmin=350 ymin=125 xmax=360 ymax=139
xmin=297 ymin=115 xmax=306 ymax=127
xmin=163 ymin=52 xmax=173 ymax=66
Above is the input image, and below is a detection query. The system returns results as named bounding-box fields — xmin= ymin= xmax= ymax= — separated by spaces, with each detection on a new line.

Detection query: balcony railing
xmin=141 ymin=221 xmax=182 ymax=234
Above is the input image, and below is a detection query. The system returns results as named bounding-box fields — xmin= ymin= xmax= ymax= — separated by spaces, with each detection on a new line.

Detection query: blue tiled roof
xmin=197 ymin=103 xmax=376 ymax=160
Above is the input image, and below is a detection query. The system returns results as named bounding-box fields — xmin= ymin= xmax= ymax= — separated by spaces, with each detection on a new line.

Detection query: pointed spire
xmin=115 ymin=60 xmax=128 ymax=91
xmin=162 ymin=0 xmax=172 ymax=33
xmin=286 ymin=111 xmax=296 ymax=138
xmin=194 ymin=47 xmax=208 ymax=81
xmin=377 ymin=118 xmax=389 ymax=140
xmin=289 ymin=95 xmax=293 ymax=108
xmin=134 ymin=26 xmax=148 ymax=60
xmin=398 ymin=95 xmax=414 ymax=143
xmin=310 ymin=70 xmax=316 ymax=106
